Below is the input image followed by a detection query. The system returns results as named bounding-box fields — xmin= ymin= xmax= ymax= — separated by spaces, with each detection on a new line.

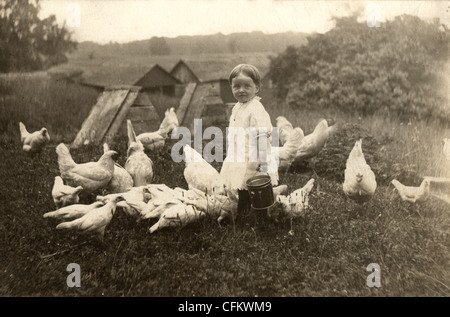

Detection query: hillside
xmin=71 ymin=31 xmax=309 ymax=59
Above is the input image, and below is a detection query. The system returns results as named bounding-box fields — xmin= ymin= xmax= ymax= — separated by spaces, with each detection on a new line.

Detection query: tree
xmin=149 ymin=37 xmax=170 ymax=56
xmin=268 ymin=14 xmax=450 ymax=121
xmin=0 ymin=0 xmax=77 ymax=72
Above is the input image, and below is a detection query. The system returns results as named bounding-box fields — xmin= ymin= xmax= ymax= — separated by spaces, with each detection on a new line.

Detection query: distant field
xmin=48 ymin=51 xmax=275 ymax=86
xmin=1 ymin=63 xmax=449 ymax=297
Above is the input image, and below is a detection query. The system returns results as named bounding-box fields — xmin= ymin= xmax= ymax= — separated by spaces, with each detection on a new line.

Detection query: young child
xmin=219 ymin=64 xmax=279 ymax=217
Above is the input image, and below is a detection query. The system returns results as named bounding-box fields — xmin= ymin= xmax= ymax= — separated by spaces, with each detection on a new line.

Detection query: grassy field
xmin=0 ymin=70 xmax=449 ymax=297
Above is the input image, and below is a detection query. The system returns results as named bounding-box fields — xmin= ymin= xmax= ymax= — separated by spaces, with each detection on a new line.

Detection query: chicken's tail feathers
xmin=303 ymin=178 xmax=315 ymax=194
xmin=19 ymin=122 xmax=28 ymax=141
xmin=127 ymin=119 xmax=137 ymax=147
xmin=55 ymin=143 xmax=76 ymax=172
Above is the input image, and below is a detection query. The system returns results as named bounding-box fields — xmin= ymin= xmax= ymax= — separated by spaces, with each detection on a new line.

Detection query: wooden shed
xmin=72 ymin=85 xmax=161 ymax=148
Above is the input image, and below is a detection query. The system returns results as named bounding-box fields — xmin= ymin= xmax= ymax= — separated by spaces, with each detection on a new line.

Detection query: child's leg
xmin=237 ymin=189 xmax=251 ymax=214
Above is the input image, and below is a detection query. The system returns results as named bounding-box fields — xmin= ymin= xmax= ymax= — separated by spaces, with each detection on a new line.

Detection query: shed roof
xmin=82 ymin=63 xmax=180 ymax=88
xmin=170 ymin=60 xmax=200 ymax=83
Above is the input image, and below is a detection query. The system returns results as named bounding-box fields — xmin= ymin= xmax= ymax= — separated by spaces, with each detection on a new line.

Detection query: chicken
xmin=292 ymin=119 xmax=330 ymax=164
xmin=276 ymin=178 xmax=315 ymax=218
xmin=125 ymin=120 xmax=154 ymax=186
xmin=19 ymin=121 xmax=50 ymax=156
xmin=103 ymin=143 xmax=133 ymax=194
xmin=275 ymin=116 xmax=295 ymax=146
xmin=343 ymin=139 xmax=377 ymax=204
xmin=182 ymin=188 xmax=239 ymax=221
xmin=56 ymin=143 xmax=116 ymax=194
xmin=149 ymin=204 xmax=205 ymax=234
xmin=272 ymin=127 xmax=305 ymax=172
xmin=183 ymin=144 xmax=224 ymax=195
xmin=97 ymin=186 xmax=148 ymax=216
xmin=51 ymin=176 xmax=83 ymax=209
xmin=136 ymin=107 xmax=179 ymax=151
xmin=130 ymin=197 xmax=182 ymax=220
xmin=128 ymin=184 xmax=186 ymax=219
xmin=43 ymin=201 xmax=105 ymax=220
xmin=391 ymin=179 xmax=431 ymax=203
xmin=55 ymin=196 xmax=124 ymax=241
xmin=443 ymin=138 xmax=450 ymax=161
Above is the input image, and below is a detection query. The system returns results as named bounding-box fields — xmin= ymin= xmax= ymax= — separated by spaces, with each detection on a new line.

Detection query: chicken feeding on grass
xmin=275 ymin=179 xmax=315 ymax=219
xmin=147 ymin=188 xmax=237 ymax=233
xmin=183 ymin=144 xmax=224 ymax=195
xmin=56 ymin=196 xmax=124 ymax=242
xmin=275 ymin=116 xmax=296 ymax=146
xmin=136 ymin=107 xmax=179 ymax=152
xmin=272 ymin=127 xmax=305 ymax=173
xmin=125 ymin=120 xmax=154 ymax=186
xmin=343 ymin=139 xmax=377 ymax=204
xmin=291 ymin=119 xmax=334 ymax=173
xmin=19 ymin=121 xmax=50 ymax=161
xmin=51 ymin=176 xmax=83 ymax=209
xmin=129 ymin=197 xmax=183 ymax=220
xmin=103 ymin=143 xmax=133 ymax=194
xmin=391 ymin=179 xmax=431 ymax=203
xmin=148 ymin=204 xmax=204 ymax=234
xmin=97 ymin=186 xmax=148 ymax=217
xmin=182 ymin=188 xmax=239 ymax=224
xmin=43 ymin=201 xmax=105 ymax=221
xmin=56 ymin=143 xmax=116 ymax=194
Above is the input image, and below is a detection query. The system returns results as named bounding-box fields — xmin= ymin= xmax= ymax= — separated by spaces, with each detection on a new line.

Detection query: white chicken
xmin=56 ymin=195 xmax=124 ymax=241
xmin=443 ymin=138 xmax=450 ymax=161
xmin=275 ymin=116 xmax=295 ymax=146
xmin=136 ymin=107 xmax=179 ymax=151
xmin=391 ymin=179 xmax=431 ymax=203
xmin=343 ymin=139 xmax=377 ymax=204
xmin=149 ymin=204 xmax=205 ymax=234
xmin=272 ymin=127 xmax=305 ymax=172
xmin=183 ymin=144 xmax=224 ymax=195
xmin=182 ymin=188 xmax=239 ymax=223
xmin=43 ymin=201 xmax=105 ymax=220
xmin=19 ymin=121 xmax=50 ymax=156
xmin=292 ymin=119 xmax=330 ymax=165
xmin=125 ymin=120 xmax=154 ymax=186
xmin=129 ymin=197 xmax=182 ymax=220
xmin=51 ymin=176 xmax=83 ymax=209
xmin=97 ymin=186 xmax=148 ymax=216
xmin=276 ymin=178 xmax=315 ymax=218
xmin=55 ymin=143 xmax=116 ymax=194
xmin=103 ymin=143 xmax=133 ymax=193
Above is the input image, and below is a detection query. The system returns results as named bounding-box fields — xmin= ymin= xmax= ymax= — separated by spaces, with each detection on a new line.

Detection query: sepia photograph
xmin=0 ymin=0 xmax=449 ymax=301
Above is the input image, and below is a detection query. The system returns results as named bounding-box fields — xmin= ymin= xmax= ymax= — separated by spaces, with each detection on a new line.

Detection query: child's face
xmin=231 ymin=73 xmax=259 ymax=104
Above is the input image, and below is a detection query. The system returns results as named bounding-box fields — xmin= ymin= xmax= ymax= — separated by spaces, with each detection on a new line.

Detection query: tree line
xmin=0 ymin=0 xmax=76 ymax=72
xmin=268 ymin=15 xmax=450 ymax=122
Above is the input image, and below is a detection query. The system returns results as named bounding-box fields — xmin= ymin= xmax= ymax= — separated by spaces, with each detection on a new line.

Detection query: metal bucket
xmin=246 ymin=175 xmax=275 ymax=210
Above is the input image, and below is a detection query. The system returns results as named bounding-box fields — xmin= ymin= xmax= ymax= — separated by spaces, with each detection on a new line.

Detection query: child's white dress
xmin=219 ymin=96 xmax=279 ymax=191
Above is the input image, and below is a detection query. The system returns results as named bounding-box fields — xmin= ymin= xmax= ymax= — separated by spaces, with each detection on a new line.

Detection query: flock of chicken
xmin=18 ymin=110 xmax=450 ymax=242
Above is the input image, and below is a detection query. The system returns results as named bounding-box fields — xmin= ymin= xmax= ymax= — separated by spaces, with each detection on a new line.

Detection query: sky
xmin=39 ymin=0 xmax=450 ymax=44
